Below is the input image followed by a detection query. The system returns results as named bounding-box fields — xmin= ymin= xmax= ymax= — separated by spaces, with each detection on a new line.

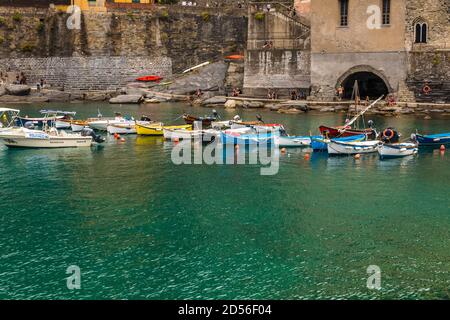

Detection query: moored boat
xmin=327 ymin=140 xmax=381 ymax=155
xmin=107 ymin=123 xmax=137 ymax=135
xmin=136 ymin=75 xmax=163 ymax=82
xmin=413 ymin=132 xmax=450 ymax=147
xmin=183 ymin=113 xmax=217 ymax=127
xmin=311 ymin=134 xmax=366 ymax=151
xmin=220 ymin=132 xmax=275 ymax=146
xmin=0 ymin=127 xmax=102 ymax=148
xmin=378 ymin=143 xmax=418 ymax=159
xmin=136 ymin=123 xmax=192 ymax=136
xmin=275 ymin=136 xmax=311 ymax=148
xmin=163 ymin=128 xmax=203 ymax=140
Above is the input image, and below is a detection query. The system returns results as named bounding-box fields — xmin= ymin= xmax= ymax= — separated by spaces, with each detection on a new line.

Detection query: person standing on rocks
xmin=337 ymin=85 xmax=344 ymax=100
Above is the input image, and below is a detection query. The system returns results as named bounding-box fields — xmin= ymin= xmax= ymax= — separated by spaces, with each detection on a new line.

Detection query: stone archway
xmin=336 ymin=65 xmax=392 ymax=100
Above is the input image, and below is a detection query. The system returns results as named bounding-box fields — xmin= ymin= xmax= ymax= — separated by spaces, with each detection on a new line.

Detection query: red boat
xmin=319 ymin=125 xmax=377 ymax=140
xmin=136 ymin=75 xmax=163 ymax=82
xmin=225 ymin=54 xmax=244 ymax=60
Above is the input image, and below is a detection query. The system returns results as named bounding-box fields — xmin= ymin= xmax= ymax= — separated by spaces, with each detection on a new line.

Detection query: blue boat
xmin=415 ymin=133 xmax=450 ymax=147
xmin=221 ymin=132 xmax=275 ymax=145
xmin=311 ymin=134 xmax=366 ymax=152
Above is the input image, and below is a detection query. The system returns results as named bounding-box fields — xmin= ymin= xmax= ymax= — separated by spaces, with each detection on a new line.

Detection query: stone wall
xmin=244 ymin=49 xmax=310 ymax=96
xmin=244 ymin=2 xmax=310 ymax=96
xmin=407 ymin=50 xmax=450 ymax=103
xmin=0 ymin=56 xmax=172 ymax=90
xmin=0 ymin=6 xmax=247 ymax=88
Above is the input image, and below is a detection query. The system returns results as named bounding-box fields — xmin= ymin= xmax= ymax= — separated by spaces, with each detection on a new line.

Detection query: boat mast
xmin=340 ymin=96 xmax=384 ymax=134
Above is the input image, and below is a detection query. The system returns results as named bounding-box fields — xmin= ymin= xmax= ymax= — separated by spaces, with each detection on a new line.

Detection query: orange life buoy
xmin=383 ymin=129 xmax=395 ymax=140
xmin=423 ymin=85 xmax=432 ymax=95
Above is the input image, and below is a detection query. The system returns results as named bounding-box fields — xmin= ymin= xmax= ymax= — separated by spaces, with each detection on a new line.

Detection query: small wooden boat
xmin=378 ymin=143 xmax=418 ymax=159
xmin=414 ymin=132 xmax=450 ymax=147
xmin=221 ymin=132 xmax=275 ymax=145
xmin=136 ymin=75 xmax=163 ymax=82
xmin=319 ymin=125 xmax=377 ymax=140
xmin=327 ymin=140 xmax=381 ymax=155
xmin=225 ymin=54 xmax=244 ymax=60
xmin=163 ymin=128 xmax=203 ymax=140
xmin=70 ymin=120 xmax=90 ymax=132
xmin=311 ymin=134 xmax=366 ymax=151
xmin=276 ymin=136 xmax=311 ymax=148
xmin=107 ymin=123 xmax=137 ymax=135
xmin=183 ymin=114 xmax=217 ymax=127
xmin=136 ymin=123 xmax=192 ymax=136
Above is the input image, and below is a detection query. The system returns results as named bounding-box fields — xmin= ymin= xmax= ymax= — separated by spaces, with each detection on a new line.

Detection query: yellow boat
xmin=136 ymin=123 xmax=192 ymax=136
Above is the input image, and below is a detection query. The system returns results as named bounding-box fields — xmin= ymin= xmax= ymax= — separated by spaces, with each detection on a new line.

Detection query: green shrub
xmin=0 ymin=17 xmax=6 ymax=27
xmin=254 ymin=12 xmax=265 ymax=21
xmin=0 ymin=36 xmax=4 ymax=45
xmin=432 ymin=55 xmax=441 ymax=66
xmin=12 ymin=12 xmax=22 ymax=22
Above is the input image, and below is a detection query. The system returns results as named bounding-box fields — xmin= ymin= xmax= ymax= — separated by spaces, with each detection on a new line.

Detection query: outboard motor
xmin=212 ymin=109 xmax=218 ymax=119
xmin=368 ymin=120 xmax=374 ymax=128
xmin=24 ymin=121 xmax=35 ymax=130
xmin=233 ymin=115 xmax=241 ymax=121
xmin=81 ymin=127 xmax=105 ymax=144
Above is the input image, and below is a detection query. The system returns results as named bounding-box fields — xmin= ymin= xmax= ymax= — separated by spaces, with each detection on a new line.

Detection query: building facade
xmin=310 ymin=0 xmax=449 ymax=102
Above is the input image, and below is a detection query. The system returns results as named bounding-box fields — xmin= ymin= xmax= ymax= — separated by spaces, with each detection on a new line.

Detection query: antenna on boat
xmin=97 ymin=108 xmax=102 ymax=118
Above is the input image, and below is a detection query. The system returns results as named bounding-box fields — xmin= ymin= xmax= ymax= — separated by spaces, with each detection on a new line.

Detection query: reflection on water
xmin=0 ymin=102 xmax=449 ymax=300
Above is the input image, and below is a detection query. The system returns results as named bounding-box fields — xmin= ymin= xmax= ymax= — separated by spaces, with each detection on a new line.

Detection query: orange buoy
xmin=120 ymin=138 xmax=125 ymax=142
xmin=281 ymin=148 xmax=287 ymax=154
xmin=304 ymin=153 xmax=310 ymax=160
xmin=172 ymin=137 xmax=180 ymax=142
xmin=440 ymin=145 xmax=446 ymax=151
xmin=354 ymin=154 xmax=361 ymax=159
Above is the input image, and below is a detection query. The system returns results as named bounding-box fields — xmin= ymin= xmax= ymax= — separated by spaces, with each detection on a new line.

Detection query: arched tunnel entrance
xmin=341 ymin=72 xmax=389 ymax=100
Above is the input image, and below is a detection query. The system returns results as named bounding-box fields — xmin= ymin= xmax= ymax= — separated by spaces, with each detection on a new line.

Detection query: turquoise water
xmin=0 ymin=102 xmax=449 ymax=300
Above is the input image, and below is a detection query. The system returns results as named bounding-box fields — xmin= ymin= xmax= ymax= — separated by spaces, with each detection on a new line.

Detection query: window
xmin=339 ymin=0 xmax=349 ymax=26
xmin=382 ymin=0 xmax=390 ymax=25
xmin=415 ymin=22 xmax=428 ymax=43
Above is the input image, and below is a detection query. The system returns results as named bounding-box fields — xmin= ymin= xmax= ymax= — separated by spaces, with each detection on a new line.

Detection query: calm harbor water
xmin=0 ymin=102 xmax=449 ymax=300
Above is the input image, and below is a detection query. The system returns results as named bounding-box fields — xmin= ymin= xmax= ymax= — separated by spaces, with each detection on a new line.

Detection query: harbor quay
xmin=0 ymin=0 xmax=449 ymax=306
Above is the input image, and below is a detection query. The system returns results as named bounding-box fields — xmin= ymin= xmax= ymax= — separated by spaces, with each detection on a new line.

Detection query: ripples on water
xmin=0 ymin=103 xmax=449 ymax=299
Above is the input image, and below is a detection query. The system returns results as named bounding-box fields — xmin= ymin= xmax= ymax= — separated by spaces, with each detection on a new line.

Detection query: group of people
xmin=290 ymin=89 xmax=306 ymax=100
xmin=231 ymin=88 xmax=242 ymax=97
xmin=267 ymin=89 xmax=278 ymax=100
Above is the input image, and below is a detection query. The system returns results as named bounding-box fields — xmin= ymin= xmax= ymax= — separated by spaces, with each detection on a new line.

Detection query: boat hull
xmin=276 ymin=136 xmax=311 ymax=147
xmin=163 ymin=129 xmax=203 ymax=140
xmin=107 ymin=124 xmax=137 ymax=135
xmin=311 ymin=135 xmax=366 ymax=151
xmin=415 ymin=133 xmax=450 ymax=147
xmin=327 ymin=140 xmax=381 ymax=155
xmin=378 ymin=143 xmax=418 ymax=159
xmin=319 ymin=125 xmax=376 ymax=139
xmin=0 ymin=130 xmax=92 ymax=148
xmin=136 ymin=124 xmax=192 ymax=136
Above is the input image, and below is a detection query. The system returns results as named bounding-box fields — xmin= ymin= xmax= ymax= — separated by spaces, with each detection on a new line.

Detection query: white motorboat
xmin=0 ymin=127 xmax=94 ymax=148
xmin=327 ymin=140 xmax=381 ymax=155
xmin=378 ymin=142 xmax=418 ymax=159
xmin=107 ymin=123 xmax=137 ymax=135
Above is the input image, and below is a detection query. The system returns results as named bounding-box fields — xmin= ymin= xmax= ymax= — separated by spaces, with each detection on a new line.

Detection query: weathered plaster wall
xmin=311 ymin=0 xmax=406 ymax=53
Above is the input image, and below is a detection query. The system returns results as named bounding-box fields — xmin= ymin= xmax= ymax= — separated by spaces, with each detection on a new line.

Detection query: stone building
xmin=310 ymin=0 xmax=449 ymax=102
